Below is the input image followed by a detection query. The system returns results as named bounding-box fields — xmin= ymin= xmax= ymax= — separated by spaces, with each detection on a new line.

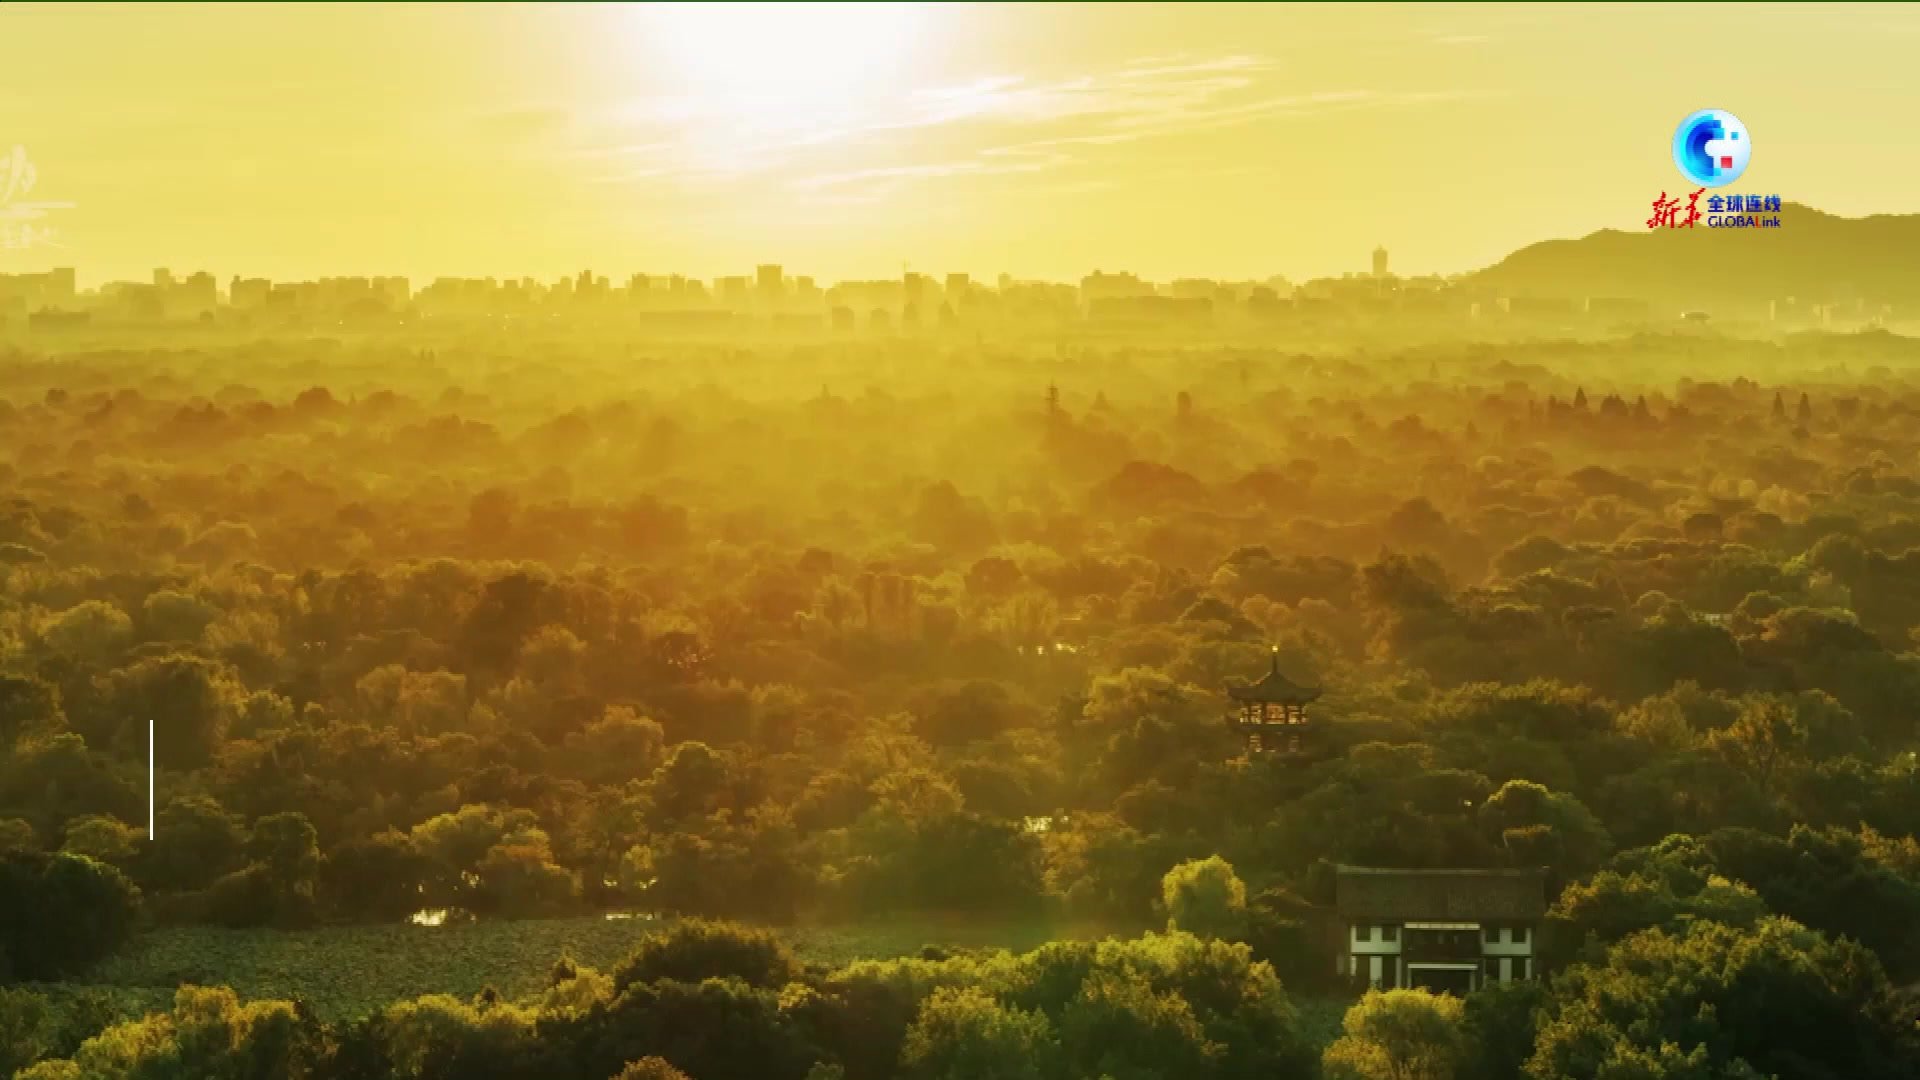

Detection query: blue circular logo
xmin=1672 ymin=109 xmax=1750 ymax=187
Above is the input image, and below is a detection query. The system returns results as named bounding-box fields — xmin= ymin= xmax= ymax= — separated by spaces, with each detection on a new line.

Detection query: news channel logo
xmin=1671 ymin=109 xmax=1750 ymax=188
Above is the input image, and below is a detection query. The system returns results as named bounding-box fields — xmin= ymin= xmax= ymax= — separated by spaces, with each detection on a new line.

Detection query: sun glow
xmin=632 ymin=2 xmax=929 ymax=131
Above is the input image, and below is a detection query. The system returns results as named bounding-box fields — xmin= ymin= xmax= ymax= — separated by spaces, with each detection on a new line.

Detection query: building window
xmin=1484 ymin=958 xmax=1501 ymax=982
xmin=1483 ymin=925 xmax=1500 ymax=945
xmin=1380 ymin=924 xmax=1398 ymax=942
xmin=1515 ymin=957 xmax=1531 ymax=981
xmin=1357 ymin=925 xmax=1373 ymax=943
xmin=1512 ymin=925 xmax=1530 ymax=945
xmin=1382 ymin=956 xmax=1398 ymax=988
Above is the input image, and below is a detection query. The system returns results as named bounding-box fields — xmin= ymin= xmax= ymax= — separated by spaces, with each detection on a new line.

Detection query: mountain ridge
xmin=1472 ymin=202 xmax=1920 ymax=310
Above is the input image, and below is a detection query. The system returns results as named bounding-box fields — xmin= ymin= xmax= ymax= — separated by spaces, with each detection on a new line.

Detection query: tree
xmin=613 ymin=1058 xmax=693 ymax=1080
xmin=0 ymin=987 xmax=56 ymax=1078
xmin=613 ymin=920 xmax=802 ymax=992
xmin=1323 ymin=989 xmax=1467 ymax=1080
xmin=645 ymin=742 xmax=733 ymax=826
xmin=564 ymin=707 xmax=667 ymax=786
xmin=1004 ymin=932 xmax=1317 ymax=1079
xmin=1706 ymin=698 xmax=1804 ymax=792
xmin=251 ymin=812 xmax=320 ymax=881
xmin=1477 ymin=780 xmax=1612 ymax=875
xmin=39 ymin=601 xmax=133 ymax=662
xmin=1160 ymin=856 xmax=1248 ymax=939
xmin=1459 ymin=979 xmax=1550 ymax=1080
xmin=899 ymin=986 xmax=1057 ymax=1080
xmin=59 ymin=815 xmax=141 ymax=866
xmin=409 ymin=803 xmax=541 ymax=906
xmin=475 ymin=826 xmax=579 ymax=916
xmin=98 ymin=652 xmax=244 ymax=769
xmin=322 ymin=829 xmax=430 ymax=921
xmin=139 ymin=589 xmax=219 ymax=644
xmin=1546 ymin=845 xmax=1767 ymax=969
xmin=0 ymin=852 xmax=141 ymax=980
xmin=143 ymin=794 xmax=245 ymax=893
xmin=564 ymin=977 xmax=819 ymax=1080
xmin=1702 ymin=824 xmax=1920 ymax=980
xmin=371 ymin=991 xmax=544 ymax=1080
xmin=0 ymin=819 xmax=33 ymax=854
xmin=907 ymin=680 xmax=1029 ymax=749
xmin=1527 ymin=917 xmax=1920 ymax=1080
xmin=0 ymin=674 xmax=62 ymax=752
xmin=1059 ymin=971 xmax=1218 ymax=1080
xmin=206 ymin=812 xmax=320 ymax=927
xmin=16 ymin=985 xmax=318 ymax=1080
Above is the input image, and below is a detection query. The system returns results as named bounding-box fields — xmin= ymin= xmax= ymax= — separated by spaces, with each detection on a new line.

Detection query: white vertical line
xmin=148 ymin=716 xmax=155 ymax=838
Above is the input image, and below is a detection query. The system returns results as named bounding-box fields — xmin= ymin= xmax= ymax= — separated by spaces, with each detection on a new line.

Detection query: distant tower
xmin=1226 ymin=647 xmax=1322 ymax=758
xmin=1372 ymin=246 xmax=1389 ymax=279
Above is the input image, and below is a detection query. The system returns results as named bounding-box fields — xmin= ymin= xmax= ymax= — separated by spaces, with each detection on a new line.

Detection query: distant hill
xmin=1472 ymin=204 xmax=1920 ymax=312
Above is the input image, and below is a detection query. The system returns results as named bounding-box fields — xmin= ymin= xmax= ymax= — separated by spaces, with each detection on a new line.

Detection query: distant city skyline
xmin=3 ymin=4 xmax=1918 ymax=287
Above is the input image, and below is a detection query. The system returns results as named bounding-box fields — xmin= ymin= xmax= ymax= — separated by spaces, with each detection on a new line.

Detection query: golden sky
xmin=4 ymin=2 xmax=1917 ymax=287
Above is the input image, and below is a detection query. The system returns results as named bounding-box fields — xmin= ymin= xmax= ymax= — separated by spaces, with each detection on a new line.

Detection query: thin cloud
xmin=791 ymin=87 xmax=1480 ymax=198
xmin=563 ymin=52 xmax=1477 ymax=197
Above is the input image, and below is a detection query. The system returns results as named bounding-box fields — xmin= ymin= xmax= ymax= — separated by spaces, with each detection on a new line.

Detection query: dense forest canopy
xmin=2 ymin=319 xmax=1920 ymax=1079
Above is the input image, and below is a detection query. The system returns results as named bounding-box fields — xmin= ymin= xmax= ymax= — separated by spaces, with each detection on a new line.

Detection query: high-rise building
xmin=180 ymin=271 xmax=217 ymax=313
xmin=230 ymin=277 xmax=271 ymax=309
xmin=1372 ymin=246 xmax=1389 ymax=279
xmin=50 ymin=268 xmax=75 ymax=305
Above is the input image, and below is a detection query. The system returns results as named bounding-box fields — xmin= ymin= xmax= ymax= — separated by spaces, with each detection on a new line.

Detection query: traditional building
xmin=1226 ymin=648 xmax=1320 ymax=757
xmin=1334 ymin=865 xmax=1547 ymax=994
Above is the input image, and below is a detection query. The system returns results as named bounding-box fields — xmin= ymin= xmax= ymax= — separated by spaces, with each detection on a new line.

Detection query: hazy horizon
xmin=5 ymin=2 xmax=1919 ymax=288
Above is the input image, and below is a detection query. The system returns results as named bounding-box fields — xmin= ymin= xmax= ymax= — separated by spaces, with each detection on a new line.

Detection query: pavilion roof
xmin=1226 ymin=653 xmax=1322 ymax=705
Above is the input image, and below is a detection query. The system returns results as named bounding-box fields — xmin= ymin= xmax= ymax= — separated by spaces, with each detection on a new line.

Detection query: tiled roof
xmin=1226 ymin=653 xmax=1322 ymax=704
xmin=1334 ymin=865 xmax=1548 ymax=921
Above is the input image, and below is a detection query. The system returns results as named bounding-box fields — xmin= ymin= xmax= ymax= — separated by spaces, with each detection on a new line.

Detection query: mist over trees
xmin=2 ymin=319 xmax=1920 ymax=1077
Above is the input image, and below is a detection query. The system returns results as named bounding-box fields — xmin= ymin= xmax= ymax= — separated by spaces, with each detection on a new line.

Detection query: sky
xmin=3 ymin=2 xmax=1917 ymax=288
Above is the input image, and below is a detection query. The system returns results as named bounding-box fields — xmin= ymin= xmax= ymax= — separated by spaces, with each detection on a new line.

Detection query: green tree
xmin=1059 ymin=970 xmax=1219 ymax=1080
xmin=1527 ymin=917 xmax=1920 ymax=1080
xmin=1323 ymin=989 xmax=1467 ymax=1080
xmin=139 ymin=589 xmax=219 ymax=644
xmin=1477 ymin=780 xmax=1612 ymax=875
xmin=321 ymin=830 xmax=431 ymax=921
xmin=1459 ymin=979 xmax=1549 ymax=1080
xmin=98 ymin=652 xmax=245 ymax=769
xmin=1703 ymin=824 xmax=1920 ymax=980
xmin=613 ymin=1059 xmax=693 ymax=1080
xmin=59 ymin=815 xmax=141 ymax=866
xmin=205 ymin=812 xmax=320 ymax=927
xmin=39 ymin=601 xmax=133 ymax=663
xmin=613 ymin=919 xmax=802 ymax=992
xmin=0 ymin=673 xmax=62 ymax=752
xmin=1160 ymin=855 xmax=1248 ymax=939
xmin=17 ymin=985 xmax=317 ymax=1080
xmin=564 ymin=976 xmax=819 ymax=1080
xmin=0 ymin=987 xmax=56 ymax=1078
xmin=0 ymin=851 xmax=141 ymax=980
xmin=899 ymin=986 xmax=1057 ymax=1080
xmin=0 ymin=818 xmax=34 ymax=854
xmin=142 ymin=794 xmax=245 ymax=893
